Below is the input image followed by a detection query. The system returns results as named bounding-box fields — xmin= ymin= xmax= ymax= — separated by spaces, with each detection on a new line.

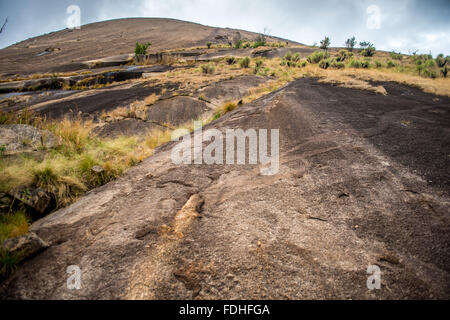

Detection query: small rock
xmin=104 ymin=116 xmax=115 ymax=123
xmin=2 ymin=232 xmax=49 ymax=262
xmin=91 ymin=165 xmax=104 ymax=173
xmin=8 ymin=187 xmax=52 ymax=214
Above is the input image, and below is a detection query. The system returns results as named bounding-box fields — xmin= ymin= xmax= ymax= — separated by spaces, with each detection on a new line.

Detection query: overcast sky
xmin=0 ymin=0 xmax=449 ymax=55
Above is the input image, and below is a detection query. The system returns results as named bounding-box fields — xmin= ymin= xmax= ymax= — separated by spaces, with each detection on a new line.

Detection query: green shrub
xmin=206 ymin=42 xmax=212 ymax=49
xmin=307 ymin=51 xmax=330 ymax=64
xmin=361 ymin=60 xmax=370 ymax=68
xmin=413 ymin=54 xmax=433 ymax=64
xmin=284 ymin=51 xmax=293 ymax=61
xmin=0 ymin=144 xmax=6 ymax=157
xmin=286 ymin=61 xmax=297 ymax=68
xmin=253 ymin=35 xmax=267 ymax=48
xmin=336 ymin=50 xmax=352 ymax=62
xmin=254 ymin=59 xmax=264 ymax=74
xmin=424 ymin=59 xmax=436 ymax=68
xmin=390 ymin=52 xmax=402 ymax=60
xmin=319 ymin=59 xmax=331 ymax=69
xmin=423 ymin=69 xmax=437 ymax=79
xmin=349 ymin=59 xmax=362 ymax=68
xmin=298 ymin=60 xmax=308 ymax=68
xmin=374 ymin=60 xmax=383 ymax=68
xmin=234 ymin=39 xmax=243 ymax=49
xmin=135 ymin=42 xmax=151 ymax=56
xmin=0 ymin=249 xmax=20 ymax=279
xmin=435 ymin=54 xmax=447 ymax=67
xmin=226 ymin=56 xmax=237 ymax=65
xmin=292 ymin=53 xmax=301 ymax=62
xmin=201 ymin=63 xmax=216 ymax=74
xmin=387 ymin=60 xmax=396 ymax=68
xmin=416 ymin=63 xmax=425 ymax=75
xmin=239 ymin=56 xmax=251 ymax=68
xmin=441 ymin=66 xmax=448 ymax=78
xmin=361 ymin=46 xmax=376 ymax=57
xmin=331 ymin=61 xmax=345 ymax=69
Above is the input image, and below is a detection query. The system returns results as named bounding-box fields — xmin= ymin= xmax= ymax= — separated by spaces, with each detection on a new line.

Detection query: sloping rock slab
xmin=0 ymin=124 xmax=59 ymax=155
xmin=145 ymin=96 xmax=211 ymax=126
xmin=92 ymin=118 xmax=160 ymax=139
xmin=197 ymin=75 xmax=268 ymax=103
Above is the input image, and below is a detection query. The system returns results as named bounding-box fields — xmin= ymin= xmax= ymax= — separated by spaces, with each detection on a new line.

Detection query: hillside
xmin=0 ymin=18 xmax=449 ymax=300
xmin=0 ymin=18 xmax=297 ymax=76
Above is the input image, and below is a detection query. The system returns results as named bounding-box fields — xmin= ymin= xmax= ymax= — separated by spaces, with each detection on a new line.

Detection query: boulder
xmin=0 ymin=124 xmax=60 ymax=155
xmin=2 ymin=233 xmax=49 ymax=262
xmin=8 ymin=187 xmax=52 ymax=214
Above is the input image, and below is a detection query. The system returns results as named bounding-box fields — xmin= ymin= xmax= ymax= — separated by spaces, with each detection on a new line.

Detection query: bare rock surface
xmin=92 ymin=118 xmax=159 ymax=139
xmin=0 ymin=124 xmax=59 ymax=155
xmin=146 ymin=96 xmax=211 ymax=126
xmin=0 ymin=78 xmax=449 ymax=299
xmin=197 ymin=75 xmax=269 ymax=104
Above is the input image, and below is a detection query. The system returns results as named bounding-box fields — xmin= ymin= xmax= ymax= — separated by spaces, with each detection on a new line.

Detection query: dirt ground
xmin=1 ymin=78 xmax=448 ymax=299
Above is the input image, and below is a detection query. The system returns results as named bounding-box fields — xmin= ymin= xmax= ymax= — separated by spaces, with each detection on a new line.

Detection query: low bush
xmin=390 ymin=52 xmax=403 ymax=60
xmin=361 ymin=46 xmax=376 ymax=57
xmin=374 ymin=60 xmax=383 ymax=68
xmin=239 ymin=56 xmax=251 ymax=68
xmin=387 ymin=60 xmax=396 ymax=68
xmin=253 ymin=35 xmax=267 ymax=48
xmin=135 ymin=42 xmax=151 ymax=56
xmin=254 ymin=59 xmax=264 ymax=74
xmin=307 ymin=51 xmax=330 ymax=64
xmin=319 ymin=59 xmax=331 ymax=69
xmin=234 ymin=40 xmax=243 ymax=49
xmin=226 ymin=56 xmax=237 ymax=65
xmin=361 ymin=60 xmax=370 ymax=68
xmin=201 ymin=63 xmax=216 ymax=74
xmin=206 ymin=42 xmax=212 ymax=49
xmin=284 ymin=51 xmax=293 ymax=61
xmin=423 ymin=69 xmax=437 ymax=79
xmin=435 ymin=54 xmax=447 ymax=68
xmin=331 ymin=61 xmax=345 ymax=69
xmin=336 ymin=50 xmax=353 ymax=62
xmin=349 ymin=59 xmax=362 ymax=68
